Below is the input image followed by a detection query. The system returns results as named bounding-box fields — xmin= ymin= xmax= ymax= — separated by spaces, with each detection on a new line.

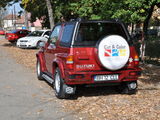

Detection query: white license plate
xmin=94 ymin=74 xmax=119 ymax=81
xmin=20 ymin=43 xmax=25 ymax=45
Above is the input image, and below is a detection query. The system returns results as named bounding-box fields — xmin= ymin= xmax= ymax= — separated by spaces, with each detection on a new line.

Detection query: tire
xmin=36 ymin=41 xmax=41 ymax=49
xmin=121 ymin=87 xmax=137 ymax=95
xmin=36 ymin=59 xmax=43 ymax=80
xmin=118 ymin=82 xmax=137 ymax=95
xmin=53 ymin=68 xmax=70 ymax=99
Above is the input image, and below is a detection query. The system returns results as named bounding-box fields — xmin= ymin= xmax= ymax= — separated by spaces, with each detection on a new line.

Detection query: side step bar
xmin=42 ymin=74 xmax=54 ymax=84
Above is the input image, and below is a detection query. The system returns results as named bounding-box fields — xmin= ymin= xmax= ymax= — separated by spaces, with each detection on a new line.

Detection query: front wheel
xmin=36 ymin=59 xmax=43 ymax=80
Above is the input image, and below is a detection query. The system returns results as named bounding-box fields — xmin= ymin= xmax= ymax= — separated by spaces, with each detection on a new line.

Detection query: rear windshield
xmin=73 ymin=22 xmax=128 ymax=46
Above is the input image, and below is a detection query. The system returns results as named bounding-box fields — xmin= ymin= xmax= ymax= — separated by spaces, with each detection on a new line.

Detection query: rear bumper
xmin=64 ymin=68 xmax=141 ymax=85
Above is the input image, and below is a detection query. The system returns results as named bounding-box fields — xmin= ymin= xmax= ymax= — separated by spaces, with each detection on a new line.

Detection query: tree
xmin=45 ymin=0 xmax=54 ymax=28
xmin=21 ymin=0 xmax=65 ymax=28
xmin=99 ymin=0 xmax=160 ymax=35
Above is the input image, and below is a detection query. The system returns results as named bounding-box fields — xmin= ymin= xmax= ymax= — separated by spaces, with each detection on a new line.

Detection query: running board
xmin=42 ymin=74 xmax=54 ymax=84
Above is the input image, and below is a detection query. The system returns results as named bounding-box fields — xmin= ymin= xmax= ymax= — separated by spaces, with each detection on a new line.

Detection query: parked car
xmin=5 ymin=29 xmax=30 ymax=43
xmin=0 ymin=28 xmax=5 ymax=35
xmin=17 ymin=30 xmax=51 ymax=48
xmin=36 ymin=19 xmax=141 ymax=99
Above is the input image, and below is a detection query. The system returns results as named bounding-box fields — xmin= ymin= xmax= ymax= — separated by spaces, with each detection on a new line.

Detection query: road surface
xmin=0 ymin=36 xmax=76 ymax=120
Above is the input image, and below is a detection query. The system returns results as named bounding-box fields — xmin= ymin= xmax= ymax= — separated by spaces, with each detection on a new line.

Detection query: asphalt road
xmin=0 ymin=36 xmax=75 ymax=120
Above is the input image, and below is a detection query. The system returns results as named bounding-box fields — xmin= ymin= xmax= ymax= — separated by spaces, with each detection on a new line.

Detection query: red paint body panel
xmin=38 ymin=45 xmax=141 ymax=85
xmin=5 ymin=29 xmax=30 ymax=42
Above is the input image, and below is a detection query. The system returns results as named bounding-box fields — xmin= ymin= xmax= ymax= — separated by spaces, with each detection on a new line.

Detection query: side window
xmin=60 ymin=24 xmax=75 ymax=47
xmin=44 ymin=31 xmax=51 ymax=36
xmin=20 ymin=30 xmax=25 ymax=34
xmin=22 ymin=30 xmax=27 ymax=35
xmin=49 ymin=25 xmax=61 ymax=44
xmin=19 ymin=31 xmax=23 ymax=34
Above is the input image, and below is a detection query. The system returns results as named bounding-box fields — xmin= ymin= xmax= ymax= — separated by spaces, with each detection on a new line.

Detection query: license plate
xmin=20 ymin=43 xmax=25 ymax=45
xmin=94 ymin=74 xmax=119 ymax=81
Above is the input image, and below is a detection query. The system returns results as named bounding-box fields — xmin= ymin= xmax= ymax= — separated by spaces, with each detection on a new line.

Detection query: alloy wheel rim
xmin=37 ymin=62 xmax=40 ymax=76
xmin=55 ymin=72 xmax=60 ymax=93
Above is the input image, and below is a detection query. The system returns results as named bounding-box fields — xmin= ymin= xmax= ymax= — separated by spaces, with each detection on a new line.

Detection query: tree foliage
xmin=1 ymin=0 xmax=160 ymax=30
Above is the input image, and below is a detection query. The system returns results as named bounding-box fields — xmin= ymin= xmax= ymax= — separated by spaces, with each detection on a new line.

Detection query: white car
xmin=17 ymin=30 xmax=51 ymax=48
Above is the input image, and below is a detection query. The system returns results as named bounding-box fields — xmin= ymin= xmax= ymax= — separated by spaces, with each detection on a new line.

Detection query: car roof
xmin=35 ymin=30 xmax=51 ymax=32
xmin=55 ymin=19 xmax=123 ymax=26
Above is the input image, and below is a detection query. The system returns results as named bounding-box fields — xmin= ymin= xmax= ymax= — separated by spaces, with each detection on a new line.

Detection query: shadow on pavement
xmin=2 ymin=43 xmax=16 ymax=47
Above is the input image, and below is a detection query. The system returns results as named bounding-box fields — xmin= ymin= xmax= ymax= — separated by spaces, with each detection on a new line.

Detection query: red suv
xmin=6 ymin=29 xmax=30 ymax=43
xmin=36 ymin=20 xmax=141 ymax=99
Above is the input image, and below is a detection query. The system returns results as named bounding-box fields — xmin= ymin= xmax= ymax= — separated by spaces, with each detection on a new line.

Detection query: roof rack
xmin=70 ymin=18 xmax=84 ymax=22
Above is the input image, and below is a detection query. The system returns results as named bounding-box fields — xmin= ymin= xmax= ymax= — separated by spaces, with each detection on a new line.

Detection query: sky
xmin=7 ymin=2 xmax=24 ymax=14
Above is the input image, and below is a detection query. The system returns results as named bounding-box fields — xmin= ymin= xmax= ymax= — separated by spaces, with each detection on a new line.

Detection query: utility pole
xmin=0 ymin=9 xmax=2 ymax=28
xmin=14 ymin=5 xmax=16 ymax=29
xmin=12 ymin=10 xmax=14 ymax=29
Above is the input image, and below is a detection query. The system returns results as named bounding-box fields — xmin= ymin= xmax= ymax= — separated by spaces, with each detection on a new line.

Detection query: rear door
xmin=44 ymin=25 xmax=62 ymax=74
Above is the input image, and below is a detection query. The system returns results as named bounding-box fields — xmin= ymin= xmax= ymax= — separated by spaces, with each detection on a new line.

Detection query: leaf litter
xmin=1 ymin=38 xmax=160 ymax=120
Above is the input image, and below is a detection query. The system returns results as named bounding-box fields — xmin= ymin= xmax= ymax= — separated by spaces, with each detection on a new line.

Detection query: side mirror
xmin=44 ymin=35 xmax=49 ymax=39
xmin=39 ymin=41 xmax=45 ymax=48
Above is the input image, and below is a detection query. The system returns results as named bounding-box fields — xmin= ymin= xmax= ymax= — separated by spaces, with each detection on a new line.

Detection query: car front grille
xmin=20 ymin=40 xmax=28 ymax=42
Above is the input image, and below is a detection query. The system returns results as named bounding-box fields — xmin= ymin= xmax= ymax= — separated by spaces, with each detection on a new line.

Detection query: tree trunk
xmin=24 ymin=11 xmax=29 ymax=29
xmin=45 ymin=0 xmax=54 ymax=29
xmin=141 ymin=4 xmax=155 ymax=63
xmin=143 ymin=4 xmax=155 ymax=36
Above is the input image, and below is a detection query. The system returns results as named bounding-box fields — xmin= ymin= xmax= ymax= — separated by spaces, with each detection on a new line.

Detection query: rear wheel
xmin=118 ymin=81 xmax=137 ymax=95
xmin=53 ymin=68 xmax=76 ymax=99
xmin=54 ymin=68 xmax=69 ymax=99
xmin=36 ymin=59 xmax=43 ymax=80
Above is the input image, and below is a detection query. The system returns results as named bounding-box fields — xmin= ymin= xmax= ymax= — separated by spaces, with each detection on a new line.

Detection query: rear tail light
xmin=66 ymin=56 xmax=73 ymax=64
xmin=134 ymin=55 xmax=139 ymax=66
xmin=66 ymin=55 xmax=74 ymax=69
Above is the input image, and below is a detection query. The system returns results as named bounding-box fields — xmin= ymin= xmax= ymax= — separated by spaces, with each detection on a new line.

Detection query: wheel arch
xmin=36 ymin=52 xmax=46 ymax=72
xmin=52 ymin=60 xmax=65 ymax=80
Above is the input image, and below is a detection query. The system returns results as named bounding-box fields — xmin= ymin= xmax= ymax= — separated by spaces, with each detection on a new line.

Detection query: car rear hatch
xmin=71 ymin=21 xmax=138 ymax=72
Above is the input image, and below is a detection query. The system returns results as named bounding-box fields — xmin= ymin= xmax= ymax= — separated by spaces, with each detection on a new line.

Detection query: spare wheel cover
xmin=98 ymin=35 xmax=130 ymax=70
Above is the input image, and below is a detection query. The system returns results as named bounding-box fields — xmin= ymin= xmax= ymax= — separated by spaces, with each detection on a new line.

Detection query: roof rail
xmin=69 ymin=18 xmax=84 ymax=22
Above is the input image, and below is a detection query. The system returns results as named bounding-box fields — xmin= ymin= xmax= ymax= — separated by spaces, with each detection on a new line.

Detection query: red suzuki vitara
xmin=36 ymin=19 xmax=141 ymax=99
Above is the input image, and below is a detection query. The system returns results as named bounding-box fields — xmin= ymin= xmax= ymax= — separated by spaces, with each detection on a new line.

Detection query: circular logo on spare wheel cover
xmin=98 ymin=35 xmax=130 ymax=71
